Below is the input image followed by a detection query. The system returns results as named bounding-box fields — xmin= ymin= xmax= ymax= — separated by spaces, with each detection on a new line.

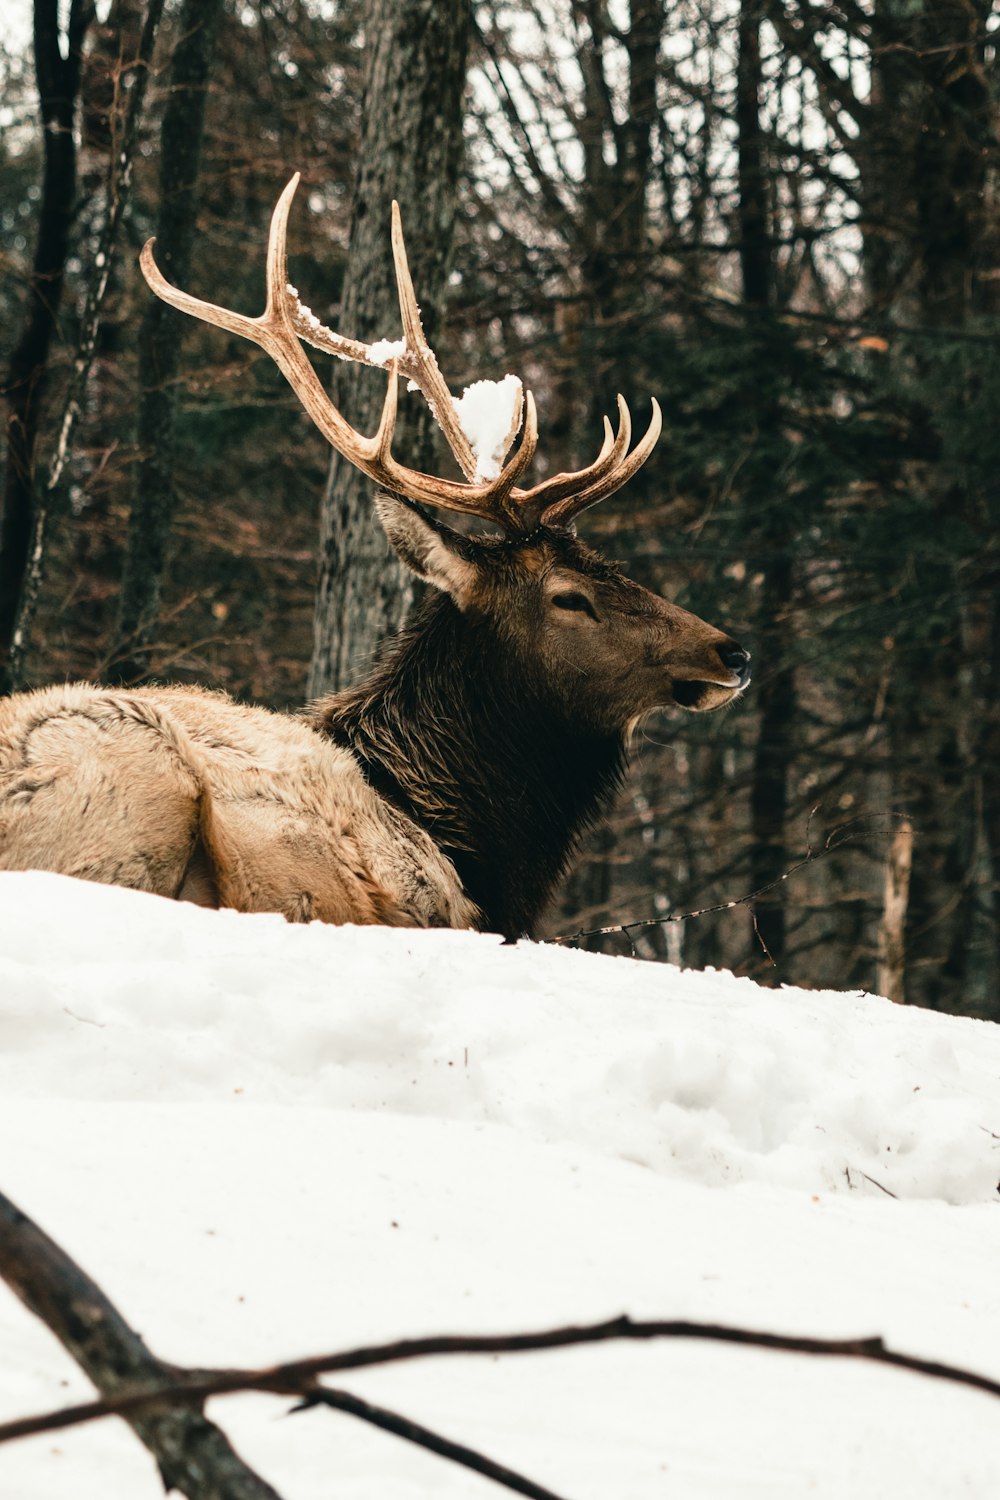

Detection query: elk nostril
xmin=717 ymin=641 xmax=750 ymax=671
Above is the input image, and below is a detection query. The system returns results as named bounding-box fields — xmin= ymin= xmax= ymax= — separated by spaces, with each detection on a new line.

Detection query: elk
xmin=0 ymin=176 xmax=750 ymax=940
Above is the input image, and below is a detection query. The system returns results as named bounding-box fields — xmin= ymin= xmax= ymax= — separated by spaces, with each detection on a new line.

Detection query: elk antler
xmin=140 ymin=174 xmax=661 ymax=533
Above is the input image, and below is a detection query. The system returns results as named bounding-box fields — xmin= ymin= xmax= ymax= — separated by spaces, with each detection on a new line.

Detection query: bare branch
xmin=2 ymin=1306 xmax=998 ymax=1453
xmin=297 ymin=1386 xmax=570 ymax=1500
xmin=553 ymin=813 xmax=916 ymax=947
xmin=0 ymin=1188 xmax=285 ymax=1500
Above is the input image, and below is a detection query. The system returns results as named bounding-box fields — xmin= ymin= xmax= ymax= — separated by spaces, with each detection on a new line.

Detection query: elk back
xmin=0 ymin=683 xmax=476 ymax=929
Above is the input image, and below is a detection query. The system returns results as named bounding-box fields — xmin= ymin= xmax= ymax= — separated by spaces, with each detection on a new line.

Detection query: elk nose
xmin=717 ymin=641 xmax=751 ymax=683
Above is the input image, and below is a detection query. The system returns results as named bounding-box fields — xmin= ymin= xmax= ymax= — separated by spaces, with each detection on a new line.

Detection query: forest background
xmin=1 ymin=0 xmax=998 ymax=1019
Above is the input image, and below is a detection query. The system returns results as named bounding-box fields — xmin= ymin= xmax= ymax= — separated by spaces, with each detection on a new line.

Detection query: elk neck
xmin=309 ymin=592 xmax=628 ymax=940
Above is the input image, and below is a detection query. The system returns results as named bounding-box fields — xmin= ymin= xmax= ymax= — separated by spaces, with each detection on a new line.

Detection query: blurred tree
xmin=0 ymin=0 xmax=92 ymax=693
xmin=850 ymin=0 xmax=1000 ymax=1012
xmin=308 ymin=0 xmax=473 ymax=695
xmin=2 ymin=0 xmax=164 ymax=691
xmin=111 ymin=0 xmax=224 ymax=683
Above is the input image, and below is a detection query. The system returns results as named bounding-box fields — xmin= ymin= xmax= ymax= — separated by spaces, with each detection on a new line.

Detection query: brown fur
xmin=0 ymin=681 xmax=477 ymax=928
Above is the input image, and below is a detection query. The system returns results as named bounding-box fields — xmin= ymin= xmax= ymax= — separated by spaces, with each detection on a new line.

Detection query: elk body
xmin=0 ymin=178 xmax=750 ymax=940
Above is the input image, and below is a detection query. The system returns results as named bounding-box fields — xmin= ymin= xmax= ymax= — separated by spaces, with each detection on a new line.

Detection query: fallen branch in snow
xmin=293 ymin=1386 xmax=567 ymax=1500
xmin=0 ymin=1188 xmax=285 ymax=1500
xmin=2 ymin=1307 xmax=999 ymax=1453
xmin=0 ymin=1188 xmax=569 ymax=1500
xmin=553 ymin=811 xmax=914 ymax=957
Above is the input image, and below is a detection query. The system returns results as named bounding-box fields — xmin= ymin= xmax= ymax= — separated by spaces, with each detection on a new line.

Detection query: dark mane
xmin=311 ymin=589 xmax=628 ymax=939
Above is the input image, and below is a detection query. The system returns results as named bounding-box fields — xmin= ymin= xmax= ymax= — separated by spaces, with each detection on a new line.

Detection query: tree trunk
xmin=308 ymin=0 xmax=471 ymax=697
xmin=111 ymin=0 xmax=224 ymax=683
xmin=738 ymin=0 xmax=795 ymax=975
xmin=0 ymin=0 xmax=90 ymax=694
xmin=862 ymin=0 xmax=998 ymax=1014
xmin=3 ymin=0 xmax=165 ymax=691
xmin=556 ymin=0 xmax=665 ymax=949
xmin=877 ymin=816 xmax=913 ymax=1002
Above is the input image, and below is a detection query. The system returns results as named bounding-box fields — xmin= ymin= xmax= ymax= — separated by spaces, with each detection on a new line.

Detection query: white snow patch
xmin=452 ymin=374 xmax=523 ymax=480
xmin=287 ymin=284 xmax=325 ymax=335
xmin=367 ymin=337 xmax=407 ymax=367
xmin=1 ymin=870 xmax=998 ymax=1499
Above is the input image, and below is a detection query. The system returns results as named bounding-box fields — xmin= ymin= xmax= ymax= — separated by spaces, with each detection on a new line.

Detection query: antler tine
xmin=144 ymin=174 xmax=658 ymax=536
xmin=373 ymin=358 xmax=401 ymax=465
xmin=264 ymin=172 xmax=297 ymax=322
xmin=142 ymin=176 xmax=538 ymax=523
xmin=390 ymin=202 xmax=479 ymax=482
xmin=488 ymin=390 xmax=539 ymax=528
xmin=366 ymin=357 xmax=538 ymax=529
xmin=539 ymin=398 xmax=662 ymax=528
xmin=517 ymin=395 xmax=632 ymax=514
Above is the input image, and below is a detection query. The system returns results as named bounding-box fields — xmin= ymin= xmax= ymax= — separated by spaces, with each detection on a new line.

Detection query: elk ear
xmin=374 ymin=491 xmax=480 ymax=601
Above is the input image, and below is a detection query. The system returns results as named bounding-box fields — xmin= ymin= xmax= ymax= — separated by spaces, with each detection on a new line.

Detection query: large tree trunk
xmin=555 ymin=0 xmax=665 ymax=948
xmin=861 ymin=0 xmax=998 ymax=1013
xmin=110 ymin=0 xmax=224 ymax=684
xmin=0 ymin=1 xmax=91 ymax=694
xmin=738 ymin=0 xmax=795 ymax=976
xmin=308 ymin=0 xmax=471 ymax=697
xmin=912 ymin=5 xmax=997 ymax=1012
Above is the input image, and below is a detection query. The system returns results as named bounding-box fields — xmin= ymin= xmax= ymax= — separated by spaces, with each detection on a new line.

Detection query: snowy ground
xmin=1 ymin=869 xmax=998 ymax=1497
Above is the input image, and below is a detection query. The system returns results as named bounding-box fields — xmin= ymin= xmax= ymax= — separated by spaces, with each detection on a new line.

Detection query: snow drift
xmin=1 ymin=870 xmax=998 ymax=1498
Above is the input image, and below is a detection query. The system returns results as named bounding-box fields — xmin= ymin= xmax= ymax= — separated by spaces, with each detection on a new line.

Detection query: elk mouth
xmin=671 ymin=673 xmax=750 ymax=712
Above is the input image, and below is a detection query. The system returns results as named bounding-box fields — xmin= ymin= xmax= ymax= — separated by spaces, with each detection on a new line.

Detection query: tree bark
xmin=555 ymin=0 xmax=665 ymax=948
xmin=877 ymin=816 xmax=913 ymax=1002
xmin=739 ymin=0 xmax=795 ymax=975
xmin=862 ymin=0 xmax=998 ymax=1013
xmin=0 ymin=0 xmax=91 ymax=694
xmin=2 ymin=0 xmax=165 ymax=692
xmin=308 ymin=0 xmax=472 ymax=697
xmin=111 ymin=0 xmax=224 ymax=683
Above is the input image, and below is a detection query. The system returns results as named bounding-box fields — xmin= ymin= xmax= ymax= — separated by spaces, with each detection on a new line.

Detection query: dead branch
xmin=0 ymin=1187 xmax=565 ymax=1498
xmin=296 ymin=1386 xmax=569 ymax=1500
xmin=553 ymin=811 xmax=914 ymax=952
xmin=2 ymin=1308 xmax=997 ymax=1453
xmin=0 ymin=1187 xmax=284 ymax=1500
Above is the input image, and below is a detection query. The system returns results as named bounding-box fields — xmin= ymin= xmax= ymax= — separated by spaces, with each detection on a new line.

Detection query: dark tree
xmin=0 ymin=0 xmax=92 ymax=694
xmin=308 ymin=0 xmax=472 ymax=696
xmin=111 ymin=0 xmax=224 ymax=684
xmin=738 ymin=0 xmax=795 ymax=974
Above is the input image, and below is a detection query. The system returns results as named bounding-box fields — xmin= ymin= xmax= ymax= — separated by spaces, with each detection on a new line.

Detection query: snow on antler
xmin=452 ymin=374 xmax=524 ymax=482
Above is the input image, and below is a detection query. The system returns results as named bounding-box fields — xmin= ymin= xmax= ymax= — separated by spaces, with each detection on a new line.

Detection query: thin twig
xmin=296 ymin=1386 xmax=569 ymax=1500
xmin=2 ymin=1309 xmax=998 ymax=1450
xmin=553 ymin=812 xmax=914 ymax=947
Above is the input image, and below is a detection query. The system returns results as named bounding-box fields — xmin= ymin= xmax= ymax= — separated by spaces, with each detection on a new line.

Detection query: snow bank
xmin=1 ymin=872 xmax=996 ymax=1204
xmin=1 ymin=871 xmax=998 ymax=1499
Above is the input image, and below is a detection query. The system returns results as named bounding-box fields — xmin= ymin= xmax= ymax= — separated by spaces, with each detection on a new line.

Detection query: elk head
xmin=373 ymin=497 xmax=749 ymax=735
xmin=140 ymin=173 xmax=750 ymax=736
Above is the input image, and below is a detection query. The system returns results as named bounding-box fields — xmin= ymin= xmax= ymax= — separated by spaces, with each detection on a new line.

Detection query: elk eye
xmin=551 ymin=591 xmax=598 ymax=620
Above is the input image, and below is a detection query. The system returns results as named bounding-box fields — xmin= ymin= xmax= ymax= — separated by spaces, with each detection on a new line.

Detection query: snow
xmin=452 ymin=375 xmax=523 ymax=480
xmin=367 ymin=337 xmax=408 ymax=367
xmin=1 ymin=870 xmax=998 ymax=1498
xmin=287 ymin=284 xmax=327 ymax=339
